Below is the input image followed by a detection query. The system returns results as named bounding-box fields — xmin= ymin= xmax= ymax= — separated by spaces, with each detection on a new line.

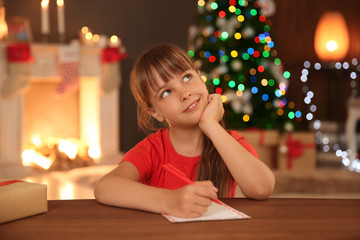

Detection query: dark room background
xmin=4 ymin=0 xmax=360 ymax=153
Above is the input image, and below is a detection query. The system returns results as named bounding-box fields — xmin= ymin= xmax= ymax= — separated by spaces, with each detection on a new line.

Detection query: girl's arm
xmin=94 ymin=161 xmax=219 ymax=218
xmin=199 ymin=94 xmax=275 ymax=199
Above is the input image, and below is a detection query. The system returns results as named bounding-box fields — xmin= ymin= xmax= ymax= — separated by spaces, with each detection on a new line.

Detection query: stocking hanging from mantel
xmin=1 ymin=43 xmax=33 ymax=99
xmin=101 ymin=47 xmax=128 ymax=94
xmin=54 ymin=44 xmax=79 ymax=96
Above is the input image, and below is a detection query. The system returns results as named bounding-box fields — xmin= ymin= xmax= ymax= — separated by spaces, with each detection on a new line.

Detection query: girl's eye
xmin=161 ymin=90 xmax=170 ymax=98
xmin=183 ymin=74 xmax=191 ymax=82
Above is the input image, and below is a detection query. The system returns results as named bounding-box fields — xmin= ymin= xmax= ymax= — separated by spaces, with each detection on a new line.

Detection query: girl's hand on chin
xmin=199 ymin=93 xmax=224 ymax=131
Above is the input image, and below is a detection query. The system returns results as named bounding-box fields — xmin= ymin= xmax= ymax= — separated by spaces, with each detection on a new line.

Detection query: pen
xmin=163 ymin=163 xmax=222 ymax=205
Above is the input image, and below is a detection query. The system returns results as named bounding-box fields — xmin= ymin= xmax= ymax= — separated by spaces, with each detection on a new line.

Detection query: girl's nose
xmin=181 ymin=90 xmax=191 ymax=102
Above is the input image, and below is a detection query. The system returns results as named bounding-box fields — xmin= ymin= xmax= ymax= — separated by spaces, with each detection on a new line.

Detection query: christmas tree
xmin=188 ymin=0 xmax=302 ymax=131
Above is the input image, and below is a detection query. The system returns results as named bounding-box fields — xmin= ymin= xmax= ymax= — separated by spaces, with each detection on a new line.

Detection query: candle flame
xmin=81 ymin=26 xmax=89 ymax=34
xmin=92 ymin=34 xmax=99 ymax=42
xmin=57 ymin=0 xmax=64 ymax=7
xmin=41 ymin=0 xmax=49 ymax=8
xmin=85 ymin=32 xmax=93 ymax=40
xmin=110 ymin=35 xmax=119 ymax=43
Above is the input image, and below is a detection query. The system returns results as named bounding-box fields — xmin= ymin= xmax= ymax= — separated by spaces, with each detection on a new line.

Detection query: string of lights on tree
xmin=300 ymin=58 xmax=360 ymax=172
xmin=188 ymin=0 xmax=302 ymax=131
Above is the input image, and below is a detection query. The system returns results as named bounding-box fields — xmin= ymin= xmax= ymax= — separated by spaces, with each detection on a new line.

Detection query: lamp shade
xmin=314 ymin=11 xmax=349 ymax=62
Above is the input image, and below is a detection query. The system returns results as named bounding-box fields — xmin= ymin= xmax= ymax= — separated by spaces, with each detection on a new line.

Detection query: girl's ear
xmin=146 ymin=108 xmax=165 ymax=122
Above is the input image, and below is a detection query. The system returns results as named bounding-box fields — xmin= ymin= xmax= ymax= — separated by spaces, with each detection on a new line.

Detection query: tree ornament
xmin=242 ymin=27 xmax=255 ymax=39
xmin=230 ymin=60 xmax=243 ymax=71
xmin=258 ymin=0 xmax=276 ymax=17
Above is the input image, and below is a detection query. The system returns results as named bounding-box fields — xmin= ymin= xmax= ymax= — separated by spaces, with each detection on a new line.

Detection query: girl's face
xmin=147 ymin=69 xmax=209 ymax=129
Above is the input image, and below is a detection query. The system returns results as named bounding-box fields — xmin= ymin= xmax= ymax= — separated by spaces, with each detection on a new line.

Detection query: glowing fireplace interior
xmin=0 ymin=43 xmax=121 ymax=171
xmin=22 ymin=79 xmax=101 ymax=170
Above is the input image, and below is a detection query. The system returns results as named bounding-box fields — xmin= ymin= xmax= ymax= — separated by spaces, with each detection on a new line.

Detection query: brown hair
xmin=130 ymin=44 xmax=231 ymax=197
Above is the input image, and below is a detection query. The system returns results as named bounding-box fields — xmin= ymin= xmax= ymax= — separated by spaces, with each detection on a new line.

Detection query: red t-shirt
xmin=120 ymin=128 xmax=259 ymax=197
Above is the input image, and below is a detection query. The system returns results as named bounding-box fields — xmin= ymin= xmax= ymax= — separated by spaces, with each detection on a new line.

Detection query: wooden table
xmin=0 ymin=198 xmax=359 ymax=240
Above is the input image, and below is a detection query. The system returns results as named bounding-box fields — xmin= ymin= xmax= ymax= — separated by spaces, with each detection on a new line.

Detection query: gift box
xmin=0 ymin=178 xmax=47 ymax=224
xmin=236 ymin=129 xmax=280 ymax=169
xmin=277 ymin=132 xmax=316 ymax=171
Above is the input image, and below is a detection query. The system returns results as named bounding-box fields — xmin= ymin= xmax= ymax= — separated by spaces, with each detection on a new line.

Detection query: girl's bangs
xmin=144 ymin=51 xmax=193 ymax=92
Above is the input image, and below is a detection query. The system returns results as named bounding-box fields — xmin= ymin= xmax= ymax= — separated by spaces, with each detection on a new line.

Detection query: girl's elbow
xmin=246 ymin=181 xmax=275 ymax=200
xmin=255 ymin=172 xmax=276 ymax=199
xmin=246 ymin=188 xmax=272 ymax=200
xmin=253 ymin=187 xmax=273 ymax=200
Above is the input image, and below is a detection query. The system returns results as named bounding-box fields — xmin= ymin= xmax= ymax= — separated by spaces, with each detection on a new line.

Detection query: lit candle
xmin=41 ymin=0 xmax=50 ymax=35
xmin=84 ymin=31 xmax=94 ymax=46
xmin=79 ymin=26 xmax=89 ymax=42
xmin=109 ymin=35 xmax=121 ymax=48
xmin=81 ymin=26 xmax=89 ymax=34
xmin=57 ymin=0 xmax=65 ymax=36
xmin=92 ymin=34 xmax=100 ymax=45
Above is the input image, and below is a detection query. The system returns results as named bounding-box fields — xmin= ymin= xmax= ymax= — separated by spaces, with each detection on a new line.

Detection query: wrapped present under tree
xmin=278 ymin=132 xmax=316 ymax=171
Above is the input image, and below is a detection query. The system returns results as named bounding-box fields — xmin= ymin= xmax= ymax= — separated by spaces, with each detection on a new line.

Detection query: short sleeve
xmin=120 ymin=139 xmax=160 ymax=182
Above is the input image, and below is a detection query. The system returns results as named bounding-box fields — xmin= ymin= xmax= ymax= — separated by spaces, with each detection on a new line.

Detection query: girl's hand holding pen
xmin=165 ymin=181 xmax=219 ymax=218
xmin=162 ymin=164 xmax=222 ymax=218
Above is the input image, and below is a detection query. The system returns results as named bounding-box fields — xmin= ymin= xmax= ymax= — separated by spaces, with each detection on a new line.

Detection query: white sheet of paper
xmin=162 ymin=200 xmax=251 ymax=223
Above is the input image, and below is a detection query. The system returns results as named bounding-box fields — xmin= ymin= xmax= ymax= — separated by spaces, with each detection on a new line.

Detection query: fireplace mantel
xmin=0 ymin=43 xmax=121 ymax=167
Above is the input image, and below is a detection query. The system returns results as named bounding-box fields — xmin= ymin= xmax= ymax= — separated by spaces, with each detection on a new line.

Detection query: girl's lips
xmin=184 ymin=99 xmax=199 ymax=112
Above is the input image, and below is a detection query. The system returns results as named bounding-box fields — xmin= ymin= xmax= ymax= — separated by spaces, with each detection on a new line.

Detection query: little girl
xmin=94 ymin=44 xmax=275 ymax=218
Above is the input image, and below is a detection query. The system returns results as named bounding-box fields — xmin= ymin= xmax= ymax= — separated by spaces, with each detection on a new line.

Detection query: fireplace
xmin=0 ymin=43 xmax=121 ymax=172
